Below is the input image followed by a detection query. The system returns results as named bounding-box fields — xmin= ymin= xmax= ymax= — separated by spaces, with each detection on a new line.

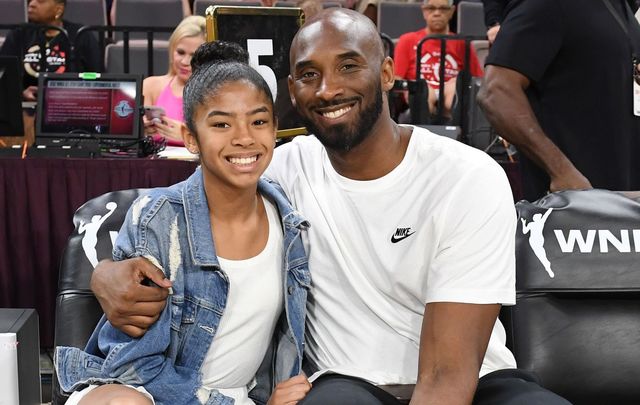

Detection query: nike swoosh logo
xmin=391 ymin=231 xmax=416 ymax=243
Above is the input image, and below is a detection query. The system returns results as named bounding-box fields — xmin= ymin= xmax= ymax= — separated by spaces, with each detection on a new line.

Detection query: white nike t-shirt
xmin=265 ymin=126 xmax=517 ymax=384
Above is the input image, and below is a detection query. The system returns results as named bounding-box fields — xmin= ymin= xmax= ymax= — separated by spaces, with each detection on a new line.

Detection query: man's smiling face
xmin=288 ymin=11 xmax=385 ymax=152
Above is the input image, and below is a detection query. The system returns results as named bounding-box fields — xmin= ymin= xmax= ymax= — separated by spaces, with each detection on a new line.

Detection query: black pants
xmin=298 ymin=369 xmax=572 ymax=405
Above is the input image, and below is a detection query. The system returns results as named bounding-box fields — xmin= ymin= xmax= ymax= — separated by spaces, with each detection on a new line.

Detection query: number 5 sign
xmin=205 ymin=6 xmax=307 ymax=137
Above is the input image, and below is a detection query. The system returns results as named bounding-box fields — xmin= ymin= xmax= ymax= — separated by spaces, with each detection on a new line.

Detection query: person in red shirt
xmin=394 ymin=0 xmax=483 ymax=120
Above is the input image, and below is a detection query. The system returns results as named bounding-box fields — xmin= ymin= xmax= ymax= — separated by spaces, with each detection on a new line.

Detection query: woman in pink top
xmin=143 ymin=15 xmax=205 ymax=146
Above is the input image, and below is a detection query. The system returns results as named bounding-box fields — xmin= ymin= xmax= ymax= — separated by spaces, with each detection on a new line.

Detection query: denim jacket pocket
xmin=174 ymin=296 xmax=199 ymax=360
xmin=289 ymin=265 xmax=311 ymax=289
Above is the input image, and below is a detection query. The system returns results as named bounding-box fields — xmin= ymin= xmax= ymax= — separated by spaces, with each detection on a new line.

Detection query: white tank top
xmin=199 ymin=196 xmax=284 ymax=405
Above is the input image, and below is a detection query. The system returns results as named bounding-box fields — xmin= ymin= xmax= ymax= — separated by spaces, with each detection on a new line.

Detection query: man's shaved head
xmin=291 ymin=8 xmax=385 ymax=71
xmin=287 ymin=8 xmax=396 ymax=153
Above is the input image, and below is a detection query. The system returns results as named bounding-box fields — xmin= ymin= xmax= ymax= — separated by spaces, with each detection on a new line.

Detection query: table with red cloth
xmin=0 ymin=157 xmax=198 ymax=348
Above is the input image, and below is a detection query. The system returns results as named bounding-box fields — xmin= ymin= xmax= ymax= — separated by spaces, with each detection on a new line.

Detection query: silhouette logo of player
xmin=78 ymin=202 xmax=117 ymax=268
xmin=521 ymin=208 xmax=555 ymax=278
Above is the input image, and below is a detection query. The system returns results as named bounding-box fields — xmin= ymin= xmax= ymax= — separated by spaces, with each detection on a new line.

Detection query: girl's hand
xmin=267 ymin=374 xmax=312 ymax=405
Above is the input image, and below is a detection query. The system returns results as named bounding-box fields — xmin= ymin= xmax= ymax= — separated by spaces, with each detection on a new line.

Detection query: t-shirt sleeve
xmin=482 ymin=0 xmax=505 ymax=27
xmin=393 ymin=33 xmax=414 ymax=79
xmin=426 ymin=160 xmax=516 ymax=305
xmin=484 ymin=0 xmax=564 ymax=82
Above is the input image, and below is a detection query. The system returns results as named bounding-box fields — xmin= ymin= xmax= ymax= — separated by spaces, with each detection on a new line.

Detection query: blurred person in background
xmin=394 ymin=0 xmax=483 ymax=121
xmin=479 ymin=0 xmax=640 ymax=201
xmin=142 ymin=15 xmax=206 ymax=146
xmin=0 ymin=0 xmax=101 ymax=100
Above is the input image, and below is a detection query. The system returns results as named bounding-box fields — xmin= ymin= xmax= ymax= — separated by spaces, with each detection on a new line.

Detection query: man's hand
xmin=549 ymin=167 xmax=592 ymax=193
xmin=22 ymin=86 xmax=38 ymax=101
xmin=91 ymin=257 xmax=172 ymax=338
xmin=267 ymin=374 xmax=312 ymax=405
xmin=487 ymin=24 xmax=500 ymax=44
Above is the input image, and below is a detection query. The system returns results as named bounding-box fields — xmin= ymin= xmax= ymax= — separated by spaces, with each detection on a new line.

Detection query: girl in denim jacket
xmin=56 ymin=41 xmax=312 ymax=405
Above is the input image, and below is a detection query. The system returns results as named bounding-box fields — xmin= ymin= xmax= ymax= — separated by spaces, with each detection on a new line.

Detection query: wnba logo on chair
xmin=78 ymin=201 xmax=119 ymax=268
xmin=521 ymin=208 xmax=640 ymax=279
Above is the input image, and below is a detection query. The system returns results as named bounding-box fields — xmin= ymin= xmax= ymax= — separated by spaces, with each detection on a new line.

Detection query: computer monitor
xmin=0 ymin=56 xmax=25 ymax=137
xmin=35 ymin=72 xmax=143 ymax=143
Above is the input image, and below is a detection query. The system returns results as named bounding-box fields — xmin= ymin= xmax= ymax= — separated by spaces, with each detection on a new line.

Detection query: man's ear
xmin=55 ymin=3 xmax=65 ymax=19
xmin=381 ymin=56 xmax=395 ymax=92
xmin=181 ymin=123 xmax=199 ymax=154
xmin=288 ymin=75 xmax=297 ymax=108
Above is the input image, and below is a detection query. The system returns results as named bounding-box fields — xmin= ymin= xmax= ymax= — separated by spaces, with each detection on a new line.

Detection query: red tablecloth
xmin=0 ymin=157 xmax=198 ymax=347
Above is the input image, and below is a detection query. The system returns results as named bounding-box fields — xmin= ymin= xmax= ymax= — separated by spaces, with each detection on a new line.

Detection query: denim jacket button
xmin=287 ymin=285 xmax=294 ymax=295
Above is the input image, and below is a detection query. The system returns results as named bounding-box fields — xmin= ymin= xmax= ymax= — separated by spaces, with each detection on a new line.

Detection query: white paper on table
xmin=0 ymin=333 xmax=20 ymax=405
xmin=157 ymin=146 xmax=199 ymax=161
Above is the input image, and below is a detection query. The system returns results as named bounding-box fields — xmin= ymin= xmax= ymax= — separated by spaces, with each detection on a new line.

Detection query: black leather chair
xmin=503 ymin=189 xmax=640 ymax=404
xmin=52 ymin=189 xmax=148 ymax=405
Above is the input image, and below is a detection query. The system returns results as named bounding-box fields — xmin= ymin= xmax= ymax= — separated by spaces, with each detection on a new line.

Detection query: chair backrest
xmin=456 ymin=1 xmax=484 ymax=36
xmin=0 ymin=0 xmax=27 ymax=39
xmin=53 ymin=188 xmax=149 ymax=404
xmin=64 ymin=0 xmax=108 ymax=26
xmin=193 ymin=0 xmax=262 ymax=16
xmin=377 ymin=2 xmax=424 ymax=41
xmin=114 ymin=0 xmax=184 ymax=40
xmin=0 ymin=0 xmax=27 ymax=24
xmin=471 ymin=38 xmax=488 ymax=67
xmin=105 ymin=40 xmax=169 ymax=76
xmin=504 ymin=189 xmax=640 ymax=405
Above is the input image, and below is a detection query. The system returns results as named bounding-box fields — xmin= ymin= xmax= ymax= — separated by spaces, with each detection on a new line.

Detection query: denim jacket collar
xmin=182 ymin=168 xmax=309 ymax=267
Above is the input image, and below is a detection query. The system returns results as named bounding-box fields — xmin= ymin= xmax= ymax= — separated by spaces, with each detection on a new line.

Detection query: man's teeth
xmin=322 ymin=106 xmax=351 ymax=119
xmin=229 ymin=156 xmax=258 ymax=165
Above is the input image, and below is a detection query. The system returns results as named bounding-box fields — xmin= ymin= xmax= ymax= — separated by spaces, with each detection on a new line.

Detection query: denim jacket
xmin=56 ymin=167 xmax=311 ymax=405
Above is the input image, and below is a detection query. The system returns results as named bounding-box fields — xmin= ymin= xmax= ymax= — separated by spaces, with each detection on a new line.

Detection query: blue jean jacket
xmin=56 ymin=168 xmax=311 ymax=405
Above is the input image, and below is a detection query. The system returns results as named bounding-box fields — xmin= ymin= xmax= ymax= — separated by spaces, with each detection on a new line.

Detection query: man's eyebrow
xmin=294 ymin=51 xmax=365 ymax=72
xmin=294 ymin=59 xmax=314 ymax=72
xmin=337 ymin=51 xmax=364 ymax=60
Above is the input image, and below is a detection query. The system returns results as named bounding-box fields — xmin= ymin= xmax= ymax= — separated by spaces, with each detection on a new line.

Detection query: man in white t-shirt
xmin=90 ymin=8 xmax=570 ymax=405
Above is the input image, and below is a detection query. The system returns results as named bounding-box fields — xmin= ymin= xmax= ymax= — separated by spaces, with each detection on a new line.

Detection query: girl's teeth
xmin=229 ymin=156 xmax=257 ymax=165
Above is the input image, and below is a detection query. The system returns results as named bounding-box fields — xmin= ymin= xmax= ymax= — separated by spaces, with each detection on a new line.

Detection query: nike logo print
xmin=391 ymin=227 xmax=416 ymax=243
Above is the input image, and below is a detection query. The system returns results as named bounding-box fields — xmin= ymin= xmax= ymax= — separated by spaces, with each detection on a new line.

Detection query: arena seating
xmin=456 ymin=1 xmax=484 ymax=36
xmin=377 ymin=2 xmax=423 ymax=41
xmin=64 ymin=0 xmax=108 ymax=27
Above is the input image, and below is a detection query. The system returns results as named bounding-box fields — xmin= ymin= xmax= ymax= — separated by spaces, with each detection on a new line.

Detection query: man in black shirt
xmin=0 ymin=0 xmax=101 ymax=100
xmin=478 ymin=0 xmax=640 ymax=201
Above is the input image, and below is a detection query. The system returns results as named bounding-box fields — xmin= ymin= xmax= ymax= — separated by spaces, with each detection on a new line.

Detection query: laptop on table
xmin=34 ymin=73 xmax=143 ymax=158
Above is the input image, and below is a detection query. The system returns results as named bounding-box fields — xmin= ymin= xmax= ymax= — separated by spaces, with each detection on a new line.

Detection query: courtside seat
xmin=377 ymin=2 xmax=424 ymax=41
xmin=0 ymin=0 xmax=27 ymax=45
xmin=64 ymin=0 xmax=108 ymax=27
xmin=105 ymin=40 xmax=169 ymax=76
xmin=113 ymin=0 xmax=185 ymax=41
xmin=504 ymin=189 xmax=640 ymax=404
xmin=52 ymin=189 xmax=148 ymax=405
xmin=456 ymin=1 xmax=484 ymax=36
